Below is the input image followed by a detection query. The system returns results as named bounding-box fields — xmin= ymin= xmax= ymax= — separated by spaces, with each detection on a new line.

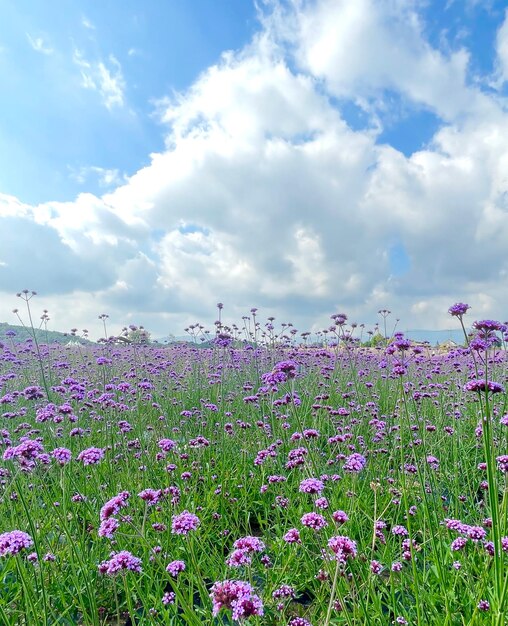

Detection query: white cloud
xmin=69 ymin=166 xmax=124 ymax=188
xmin=26 ymin=33 xmax=53 ymax=55
xmin=2 ymin=0 xmax=508 ymax=338
xmin=81 ymin=16 xmax=95 ymax=30
xmin=495 ymin=8 xmax=508 ymax=85
xmin=73 ymin=50 xmax=126 ymax=109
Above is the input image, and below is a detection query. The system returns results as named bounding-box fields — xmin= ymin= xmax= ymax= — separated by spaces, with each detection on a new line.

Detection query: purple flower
xmin=3 ymin=439 xmax=44 ymax=461
xmin=162 ymin=592 xmax=176 ymax=605
xmin=100 ymin=491 xmax=130 ymax=521
xmin=210 ymin=579 xmax=263 ymax=620
xmin=138 ymin=488 xmax=162 ymax=505
xmin=98 ymin=550 xmax=142 ymax=575
xmin=0 ymin=530 xmax=34 ymax=557
xmin=448 ymin=303 xmax=470 ymax=317
xmin=233 ymin=536 xmax=265 ymax=553
xmin=473 ymin=320 xmax=505 ymax=332
xmin=451 ymin=537 xmax=468 ymax=551
xmin=328 ymin=535 xmax=357 ymax=562
xmin=496 ymin=455 xmax=508 ymax=473
xmin=301 ymin=512 xmax=327 ymax=530
xmin=166 ymin=560 xmax=186 ymax=577
xmin=158 ymin=439 xmax=177 ymax=452
xmin=77 ymin=447 xmax=105 ymax=465
xmin=299 ymin=478 xmax=325 ymax=494
xmin=463 ymin=380 xmax=505 ymax=394
xmin=332 ymin=510 xmax=349 ymax=524
xmin=171 ymin=510 xmax=200 ymax=535
xmin=272 ymin=585 xmax=295 ymax=600
xmin=226 ymin=549 xmax=252 ymax=568
xmin=477 ymin=600 xmax=490 ymax=612
xmin=288 ymin=619 xmax=312 ymax=626
xmin=51 ymin=447 xmax=72 ymax=465
xmin=343 ymin=453 xmax=367 ymax=473
xmin=283 ymin=528 xmax=301 ymax=544
xmin=98 ymin=518 xmax=120 ymax=539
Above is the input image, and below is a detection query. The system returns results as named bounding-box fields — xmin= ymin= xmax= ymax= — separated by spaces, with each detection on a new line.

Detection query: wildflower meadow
xmin=0 ymin=294 xmax=507 ymax=625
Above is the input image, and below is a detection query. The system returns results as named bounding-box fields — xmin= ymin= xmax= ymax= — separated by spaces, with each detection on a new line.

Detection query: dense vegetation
xmin=0 ymin=299 xmax=506 ymax=625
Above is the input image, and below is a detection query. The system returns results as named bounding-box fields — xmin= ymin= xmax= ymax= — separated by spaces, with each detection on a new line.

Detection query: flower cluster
xmin=210 ymin=579 xmax=263 ymax=620
xmin=0 ymin=530 xmax=34 ymax=557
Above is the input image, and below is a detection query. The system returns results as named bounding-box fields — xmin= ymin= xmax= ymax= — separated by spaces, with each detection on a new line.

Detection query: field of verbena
xmin=0 ymin=339 xmax=507 ymax=625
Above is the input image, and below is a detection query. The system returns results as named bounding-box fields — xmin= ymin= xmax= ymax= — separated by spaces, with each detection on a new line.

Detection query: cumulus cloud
xmin=2 ymin=0 xmax=508 ymax=337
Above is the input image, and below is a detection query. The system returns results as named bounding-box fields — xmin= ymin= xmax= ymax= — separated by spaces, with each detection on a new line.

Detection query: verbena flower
xmin=100 ymin=491 xmax=130 ymax=521
xmin=0 ymin=530 xmax=33 ymax=557
xmin=301 ymin=512 xmax=327 ymax=530
xmin=299 ymin=478 xmax=324 ymax=494
xmin=463 ymin=380 xmax=504 ymax=394
xmin=210 ymin=579 xmax=263 ymax=620
xmin=98 ymin=550 xmax=142 ymax=575
xmin=77 ymin=447 xmax=105 ymax=465
xmin=171 ymin=510 xmax=200 ymax=535
xmin=327 ymin=535 xmax=357 ymax=562
xmin=166 ymin=560 xmax=185 ymax=576
xmin=448 ymin=303 xmax=470 ymax=317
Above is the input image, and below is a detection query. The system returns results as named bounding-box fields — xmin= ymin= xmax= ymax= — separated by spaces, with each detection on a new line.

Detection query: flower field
xmin=0 ymin=301 xmax=507 ymax=625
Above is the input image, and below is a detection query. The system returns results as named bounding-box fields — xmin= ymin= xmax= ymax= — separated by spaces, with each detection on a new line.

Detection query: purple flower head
xmin=343 ymin=453 xmax=367 ymax=473
xmin=98 ymin=550 xmax=142 ymax=575
xmin=138 ymin=488 xmax=162 ymax=505
xmin=51 ymin=447 xmax=72 ymax=465
xmin=299 ymin=478 xmax=325 ymax=494
xmin=233 ymin=536 xmax=265 ymax=553
xmin=463 ymin=380 xmax=505 ymax=394
xmin=166 ymin=560 xmax=186 ymax=576
xmin=158 ymin=438 xmax=177 ymax=452
xmin=283 ymin=528 xmax=301 ymax=544
xmin=100 ymin=491 xmax=130 ymax=521
xmin=226 ymin=549 xmax=252 ymax=568
xmin=448 ymin=303 xmax=470 ymax=318
xmin=473 ymin=320 xmax=505 ymax=333
xmin=327 ymin=535 xmax=357 ymax=562
xmin=332 ymin=510 xmax=349 ymax=524
xmin=301 ymin=512 xmax=327 ymax=531
xmin=3 ymin=439 xmax=44 ymax=462
xmin=0 ymin=530 xmax=34 ymax=557
xmin=210 ymin=579 xmax=263 ymax=620
xmin=77 ymin=447 xmax=105 ymax=466
xmin=98 ymin=517 xmax=120 ymax=539
xmin=171 ymin=510 xmax=200 ymax=535
xmin=288 ymin=619 xmax=312 ymax=626
xmin=272 ymin=584 xmax=295 ymax=600
xmin=496 ymin=455 xmax=508 ymax=473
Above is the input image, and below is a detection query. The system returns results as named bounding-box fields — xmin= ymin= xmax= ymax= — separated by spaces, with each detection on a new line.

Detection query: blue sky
xmin=0 ymin=0 xmax=258 ymax=203
xmin=1 ymin=0 xmax=508 ymax=337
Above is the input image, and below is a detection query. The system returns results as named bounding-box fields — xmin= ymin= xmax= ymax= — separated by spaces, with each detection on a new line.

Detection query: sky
xmin=1 ymin=0 xmax=508 ymax=340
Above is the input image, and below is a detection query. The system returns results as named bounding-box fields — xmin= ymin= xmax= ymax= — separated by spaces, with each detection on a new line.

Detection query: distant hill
xmin=0 ymin=322 xmax=90 ymax=345
xmin=403 ymin=329 xmax=467 ymax=345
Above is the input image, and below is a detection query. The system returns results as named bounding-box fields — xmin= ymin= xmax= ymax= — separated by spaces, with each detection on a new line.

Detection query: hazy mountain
xmin=403 ymin=329 xmax=467 ymax=345
xmin=0 ymin=322 xmax=90 ymax=344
